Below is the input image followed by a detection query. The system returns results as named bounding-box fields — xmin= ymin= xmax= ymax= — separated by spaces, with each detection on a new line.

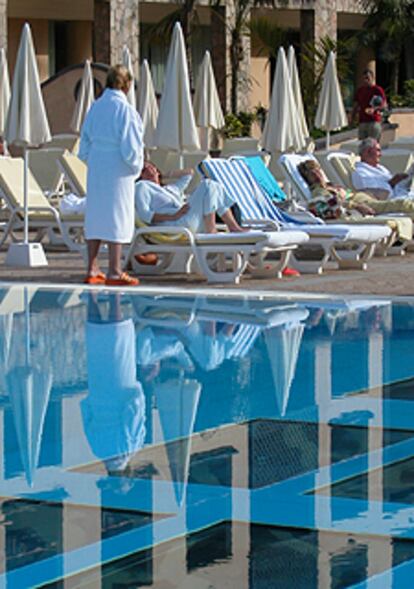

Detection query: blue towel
xmin=244 ymin=155 xmax=287 ymax=202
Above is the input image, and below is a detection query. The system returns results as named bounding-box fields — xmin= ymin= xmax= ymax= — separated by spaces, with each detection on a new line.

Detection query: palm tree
xmin=211 ymin=0 xmax=281 ymax=113
xmin=145 ymin=0 xmax=200 ymax=86
xmin=361 ymin=0 xmax=414 ymax=93
xmin=248 ymin=16 xmax=287 ymax=62
xmin=301 ymin=35 xmax=357 ymax=129
xmin=147 ymin=0 xmax=281 ymax=112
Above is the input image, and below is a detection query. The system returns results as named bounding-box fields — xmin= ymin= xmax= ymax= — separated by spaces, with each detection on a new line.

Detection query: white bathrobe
xmin=79 ymin=88 xmax=144 ymax=243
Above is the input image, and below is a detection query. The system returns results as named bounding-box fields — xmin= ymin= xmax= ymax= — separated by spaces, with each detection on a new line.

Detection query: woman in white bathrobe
xmin=79 ymin=65 xmax=144 ymax=286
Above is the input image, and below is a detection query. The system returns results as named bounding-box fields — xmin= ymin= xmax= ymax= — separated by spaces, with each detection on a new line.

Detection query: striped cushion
xmin=200 ymin=157 xmax=391 ymax=242
xmin=200 ymin=158 xmax=302 ymax=226
xmin=200 ymin=158 xmax=276 ymax=221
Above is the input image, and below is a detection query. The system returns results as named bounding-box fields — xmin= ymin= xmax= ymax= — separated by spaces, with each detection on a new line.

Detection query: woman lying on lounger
xmin=134 ymin=161 xmax=246 ymax=234
xmin=298 ymin=159 xmax=414 ymax=221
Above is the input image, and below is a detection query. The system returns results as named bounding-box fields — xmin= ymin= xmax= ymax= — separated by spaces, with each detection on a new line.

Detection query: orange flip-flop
xmin=84 ymin=272 xmax=106 ymax=285
xmin=105 ymin=272 xmax=140 ymax=286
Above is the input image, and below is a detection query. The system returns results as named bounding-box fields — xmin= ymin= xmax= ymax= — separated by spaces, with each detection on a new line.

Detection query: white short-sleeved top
xmin=134 ymin=176 xmax=192 ymax=223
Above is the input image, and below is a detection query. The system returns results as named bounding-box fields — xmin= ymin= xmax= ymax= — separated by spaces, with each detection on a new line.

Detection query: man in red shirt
xmin=352 ymin=69 xmax=387 ymax=141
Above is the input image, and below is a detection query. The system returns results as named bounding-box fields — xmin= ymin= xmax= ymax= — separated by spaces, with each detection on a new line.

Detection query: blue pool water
xmin=2 ymin=286 xmax=414 ymax=587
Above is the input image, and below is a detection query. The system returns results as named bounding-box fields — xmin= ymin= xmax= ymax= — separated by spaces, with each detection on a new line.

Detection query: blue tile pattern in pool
xmin=2 ymin=286 xmax=414 ymax=586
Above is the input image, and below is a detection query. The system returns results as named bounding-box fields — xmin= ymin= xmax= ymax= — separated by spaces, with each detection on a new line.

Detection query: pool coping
xmin=2 ymin=279 xmax=414 ymax=303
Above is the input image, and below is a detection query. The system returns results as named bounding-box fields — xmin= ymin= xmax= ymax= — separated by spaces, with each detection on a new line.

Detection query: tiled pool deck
xmin=0 ymin=247 xmax=413 ymax=296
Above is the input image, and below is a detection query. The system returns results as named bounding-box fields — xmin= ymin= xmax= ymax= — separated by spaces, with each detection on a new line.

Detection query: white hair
xmin=359 ymin=137 xmax=378 ymax=156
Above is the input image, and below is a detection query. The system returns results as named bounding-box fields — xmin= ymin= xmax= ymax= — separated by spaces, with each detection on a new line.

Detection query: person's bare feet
xmin=228 ymin=225 xmax=249 ymax=233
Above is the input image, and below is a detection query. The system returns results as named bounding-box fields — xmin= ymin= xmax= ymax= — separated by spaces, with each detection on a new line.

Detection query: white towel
xmin=60 ymin=192 xmax=86 ymax=215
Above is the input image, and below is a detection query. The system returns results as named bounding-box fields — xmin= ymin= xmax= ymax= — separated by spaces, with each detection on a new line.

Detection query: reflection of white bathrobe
xmin=79 ymin=89 xmax=144 ymax=242
xmin=82 ymin=318 xmax=146 ymax=468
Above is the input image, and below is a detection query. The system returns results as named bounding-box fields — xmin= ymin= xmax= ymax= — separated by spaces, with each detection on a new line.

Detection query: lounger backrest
xmin=48 ymin=134 xmax=80 ymax=154
xmin=29 ymin=148 xmax=64 ymax=194
xmin=0 ymin=157 xmax=51 ymax=211
xmin=225 ymin=324 xmax=261 ymax=359
xmin=148 ymin=149 xmax=208 ymax=194
xmin=243 ymin=155 xmax=287 ymax=202
xmin=325 ymin=152 xmax=356 ymax=189
xmin=199 ymin=157 xmax=275 ymax=221
xmin=58 ymin=150 xmax=87 ymax=196
xmin=200 ymin=157 xmax=300 ymax=227
xmin=278 ymin=153 xmax=318 ymax=202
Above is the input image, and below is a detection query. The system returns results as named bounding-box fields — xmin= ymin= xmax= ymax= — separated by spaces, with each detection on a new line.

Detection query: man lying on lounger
xmin=352 ymin=137 xmax=414 ymax=200
xmin=134 ymin=161 xmax=301 ymax=277
xmin=134 ymin=161 xmax=246 ymax=235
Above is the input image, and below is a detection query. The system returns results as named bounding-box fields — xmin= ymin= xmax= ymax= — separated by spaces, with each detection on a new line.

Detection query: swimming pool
xmin=1 ymin=285 xmax=414 ymax=587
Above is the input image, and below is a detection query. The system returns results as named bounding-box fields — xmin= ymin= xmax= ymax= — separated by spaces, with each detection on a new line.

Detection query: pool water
xmin=2 ymin=286 xmax=414 ymax=587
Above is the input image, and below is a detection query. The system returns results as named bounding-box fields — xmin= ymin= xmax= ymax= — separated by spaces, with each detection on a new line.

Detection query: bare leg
xmin=203 ymin=212 xmax=217 ymax=233
xmin=108 ymin=242 xmax=123 ymax=278
xmin=87 ymin=239 xmax=102 ymax=276
xmin=220 ymin=208 xmax=248 ymax=232
xmin=203 ymin=208 xmax=247 ymax=233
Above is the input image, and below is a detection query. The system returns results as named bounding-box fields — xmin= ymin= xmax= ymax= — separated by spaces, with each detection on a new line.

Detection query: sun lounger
xmin=244 ymin=155 xmax=287 ymax=203
xmin=135 ymin=307 xmax=263 ymax=365
xmin=46 ymin=133 xmax=80 ymax=154
xmin=324 ymin=150 xmax=414 ymax=189
xmin=338 ymin=139 xmax=359 ymax=153
xmin=200 ymin=157 xmax=392 ymax=273
xmin=280 ymin=152 xmax=413 ymax=250
xmin=124 ymin=219 xmax=309 ymax=284
xmin=147 ymin=149 xmax=209 ymax=193
xmin=278 ymin=152 xmax=321 ymax=204
xmin=0 ymin=157 xmax=84 ymax=251
xmin=132 ymin=294 xmax=309 ymax=329
xmin=278 ymin=152 xmax=413 ymax=252
xmin=377 ymin=148 xmax=414 ymax=175
xmin=132 ymin=295 xmax=308 ymax=366
xmin=132 ymin=294 xmax=308 ymax=416
xmin=29 ymin=147 xmax=65 ymax=198
xmin=57 ymin=150 xmax=87 ymax=197
xmin=317 ymin=151 xmax=358 ymax=189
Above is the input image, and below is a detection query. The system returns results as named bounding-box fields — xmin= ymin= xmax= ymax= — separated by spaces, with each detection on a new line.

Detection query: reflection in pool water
xmin=0 ymin=287 xmax=414 ymax=587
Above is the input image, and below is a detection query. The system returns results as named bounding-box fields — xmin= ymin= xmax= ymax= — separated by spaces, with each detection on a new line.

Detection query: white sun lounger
xmin=318 ymin=151 xmax=359 ymax=189
xmin=57 ymin=150 xmax=87 ymax=197
xmin=132 ymin=295 xmax=308 ymax=372
xmin=124 ymin=220 xmax=309 ymax=284
xmin=46 ymin=133 xmax=80 ymax=154
xmin=132 ymin=294 xmax=309 ymax=329
xmin=200 ymin=157 xmax=391 ymax=274
xmin=0 ymin=157 xmax=84 ymax=252
xmin=278 ymin=152 xmax=412 ymax=254
xmin=29 ymin=148 xmax=65 ymax=198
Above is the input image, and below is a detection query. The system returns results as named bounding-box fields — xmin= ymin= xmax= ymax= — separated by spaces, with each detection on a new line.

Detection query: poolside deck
xmin=0 ymin=245 xmax=413 ymax=296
